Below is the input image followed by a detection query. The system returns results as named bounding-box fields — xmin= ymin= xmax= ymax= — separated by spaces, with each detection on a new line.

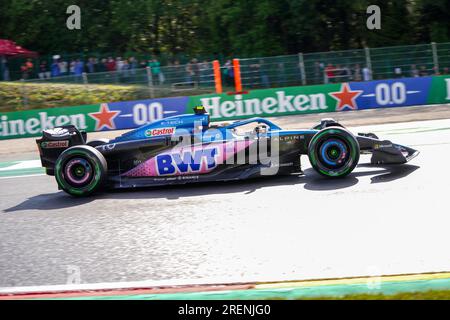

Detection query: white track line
xmin=0 ymin=174 xmax=45 ymax=180
xmin=0 ymin=160 xmax=41 ymax=171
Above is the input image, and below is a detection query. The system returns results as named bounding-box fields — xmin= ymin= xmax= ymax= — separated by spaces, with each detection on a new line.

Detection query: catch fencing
xmin=2 ymin=42 xmax=450 ymax=111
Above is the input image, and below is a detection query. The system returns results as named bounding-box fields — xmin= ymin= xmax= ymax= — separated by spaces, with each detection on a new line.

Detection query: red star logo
xmin=329 ymin=83 xmax=363 ymax=111
xmin=89 ymin=103 xmax=120 ymax=130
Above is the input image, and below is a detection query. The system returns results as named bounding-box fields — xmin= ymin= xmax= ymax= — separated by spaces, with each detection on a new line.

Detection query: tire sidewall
xmin=55 ymin=145 xmax=107 ymax=196
xmin=308 ymin=127 xmax=360 ymax=178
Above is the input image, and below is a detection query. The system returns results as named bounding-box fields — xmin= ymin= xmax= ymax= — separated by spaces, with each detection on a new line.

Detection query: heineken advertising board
xmin=188 ymin=75 xmax=450 ymax=120
xmin=1 ymin=75 xmax=449 ymax=140
xmin=0 ymin=97 xmax=188 ymax=140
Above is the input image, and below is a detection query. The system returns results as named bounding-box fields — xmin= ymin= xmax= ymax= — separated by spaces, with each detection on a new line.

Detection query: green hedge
xmin=0 ymin=82 xmax=152 ymax=112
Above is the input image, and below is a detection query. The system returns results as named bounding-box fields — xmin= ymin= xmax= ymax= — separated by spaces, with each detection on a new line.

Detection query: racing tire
xmin=55 ymin=145 xmax=107 ymax=196
xmin=308 ymin=127 xmax=360 ymax=178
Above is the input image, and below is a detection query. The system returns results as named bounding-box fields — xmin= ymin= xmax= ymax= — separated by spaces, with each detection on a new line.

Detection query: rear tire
xmin=55 ymin=145 xmax=107 ymax=196
xmin=308 ymin=127 xmax=360 ymax=178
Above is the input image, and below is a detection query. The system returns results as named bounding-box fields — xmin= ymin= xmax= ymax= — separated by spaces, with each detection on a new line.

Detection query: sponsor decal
xmin=374 ymin=143 xmax=393 ymax=149
xmin=145 ymin=127 xmax=176 ymax=137
xmin=199 ymin=92 xmax=329 ymax=119
xmin=329 ymin=83 xmax=363 ymax=111
xmin=156 ymin=147 xmax=218 ymax=175
xmin=0 ymin=112 xmax=87 ymax=138
xmin=88 ymin=103 xmax=120 ymax=130
xmin=41 ymin=140 xmax=69 ymax=148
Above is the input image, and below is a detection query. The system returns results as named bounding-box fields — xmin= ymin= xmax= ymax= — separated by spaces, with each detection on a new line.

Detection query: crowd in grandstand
xmin=6 ymin=55 xmax=216 ymax=86
xmin=316 ymin=62 xmax=449 ymax=84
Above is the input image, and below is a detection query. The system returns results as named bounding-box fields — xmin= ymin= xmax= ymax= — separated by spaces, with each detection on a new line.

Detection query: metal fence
xmin=0 ymin=61 xmax=223 ymax=111
xmin=26 ymin=61 xmax=216 ymax=90
xmin=238 ymin=42 xmax=450 ymax=89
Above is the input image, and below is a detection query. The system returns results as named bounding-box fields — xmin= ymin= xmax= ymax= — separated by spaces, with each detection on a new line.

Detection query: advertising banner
xmin=1 ymin=75 xmax=450 ymax=140
xmin=188 ymin=76 xmax=446 ymax=121
xmin=0 ymin=96 xmax=189 ymax=140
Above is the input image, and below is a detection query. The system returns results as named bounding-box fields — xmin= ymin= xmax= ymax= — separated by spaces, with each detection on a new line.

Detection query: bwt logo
xmin=156 ymin=148 xmax=219 ymax=175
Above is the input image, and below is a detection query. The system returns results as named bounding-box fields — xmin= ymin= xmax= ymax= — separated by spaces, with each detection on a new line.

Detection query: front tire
xmin=55 ymin=145 xmax=107 ymax=196
xmin=308 ymin=127 xmax=360 ymax=178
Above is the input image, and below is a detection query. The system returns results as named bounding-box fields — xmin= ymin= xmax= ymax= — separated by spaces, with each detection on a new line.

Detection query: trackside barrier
xmin=1 ymin=75 xmax=449 ymax=140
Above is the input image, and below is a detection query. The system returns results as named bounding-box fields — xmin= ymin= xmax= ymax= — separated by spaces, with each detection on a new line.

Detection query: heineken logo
xmin=200 ymin=92 xmax=328 ymax=119
xmin=0 ymin=112 xmax=87 ymax=137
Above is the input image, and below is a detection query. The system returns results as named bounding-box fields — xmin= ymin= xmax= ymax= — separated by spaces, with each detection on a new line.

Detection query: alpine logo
xmin=145 ymin=127 xmax=176 ymax=137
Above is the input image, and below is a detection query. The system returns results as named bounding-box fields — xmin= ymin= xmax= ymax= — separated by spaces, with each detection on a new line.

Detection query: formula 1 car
xmin=36 ymin=106 xmax=419 ymax=196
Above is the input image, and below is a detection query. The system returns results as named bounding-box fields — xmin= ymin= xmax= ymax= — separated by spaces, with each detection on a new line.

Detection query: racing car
xmin=36 ymin=106 xmax=419 ymax=196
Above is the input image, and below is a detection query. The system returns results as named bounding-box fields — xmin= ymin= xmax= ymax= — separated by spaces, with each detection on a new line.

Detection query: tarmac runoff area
xmin=0 ymin=104 xmax=449 ymax=296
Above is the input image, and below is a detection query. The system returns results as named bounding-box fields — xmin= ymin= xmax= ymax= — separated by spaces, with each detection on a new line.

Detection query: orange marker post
xmin=233 ymin=58 xmax=242 ymax=92
xmin=212 ymin=60 xmax=223 ymax=94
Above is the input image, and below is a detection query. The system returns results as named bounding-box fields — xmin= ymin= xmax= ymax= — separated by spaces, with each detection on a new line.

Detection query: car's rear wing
xmin=36 ymin=125 xmax=86 ymax=175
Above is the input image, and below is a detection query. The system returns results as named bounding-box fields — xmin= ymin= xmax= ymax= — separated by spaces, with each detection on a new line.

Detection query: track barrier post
xmin=298 ymin=53 xmax=306 ymax=85
xmin=146 ymin=66 xmax=155 ymax=99
xmin=431 ymin=42 xmax=439 ymax=74
xmin=213 ymin=60 xmax=222 ymax=94
xmin=364 ymin=47 xmax=373 ymax=80
xmin=233 ymin=58 xmax=242 ymax=92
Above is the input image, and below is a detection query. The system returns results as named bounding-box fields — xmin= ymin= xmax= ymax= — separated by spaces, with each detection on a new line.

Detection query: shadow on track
xmin=3 ymin=164 xmax=420 ymax=213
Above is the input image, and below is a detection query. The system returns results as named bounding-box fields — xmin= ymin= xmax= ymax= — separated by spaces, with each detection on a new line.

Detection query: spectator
xmin=58 ymin=59 xmax=68 ymax=76
xmin=199 ymin=60 xmax=210 ymax=85
xmin=223 ymin=60 xmax=234 ymax=86
xmin=362 ymin=66 xmax=371 ymax=81
xmin=353 ymin=64 xmax=362 ymax=81
xmin=87 ymin=57 xmax=96 ymax=73
xmin=335 ymin=64 xmax=344 ymax=82
xmin=129 ymin=57 xmax=137 ymax=74
xmin=69 ymin=60 xmax=76 ymax=75
xmin=443 ymin=67 xmax=449 ymax=75
xmin=185 ymin=60 xmax=195 ymax=83
xmin=116 ymin=57 xmax=124 ymax=72
xmin=98 ymin=58 xmax=107 ymax=72
xmin=410 ymin=64 xmax=419 ymax=77
xmin=149 ymin=58 xmax=163 ymax=85
xmin=74 ymin=59 xmax=84 ymax=78
xmin=26 ymin=58 xmax=34 ymax=77
xmin=50 ymin=59 xmax=60 ymax=77
xmin=419 ymin=65 xmax=428 ymax=77
xmin=324 ymin=64 xmax=335 ymax=83
xmin=394 ymin=67 xmax=403 ymax=78
xmin=2 ymin=57 xmax=10 ymax=81
xmin=122 ymin=59 xmax=130 ymax=79
xmin=259 ymin=59 xmax=270 ymax=88
xmin=39 ymin=61 xmax=50 ymax=79
xmin=343 ymin=65 xmax=352 ymax=81
xmin=191 ymin=58 xmax=200 ymax=84
xmin=106 ymin=57 xmax=116 ymax=72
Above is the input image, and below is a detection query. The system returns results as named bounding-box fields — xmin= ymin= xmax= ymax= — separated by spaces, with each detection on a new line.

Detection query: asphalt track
xmin=1 ymin=111 xmax=450 ymax=288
